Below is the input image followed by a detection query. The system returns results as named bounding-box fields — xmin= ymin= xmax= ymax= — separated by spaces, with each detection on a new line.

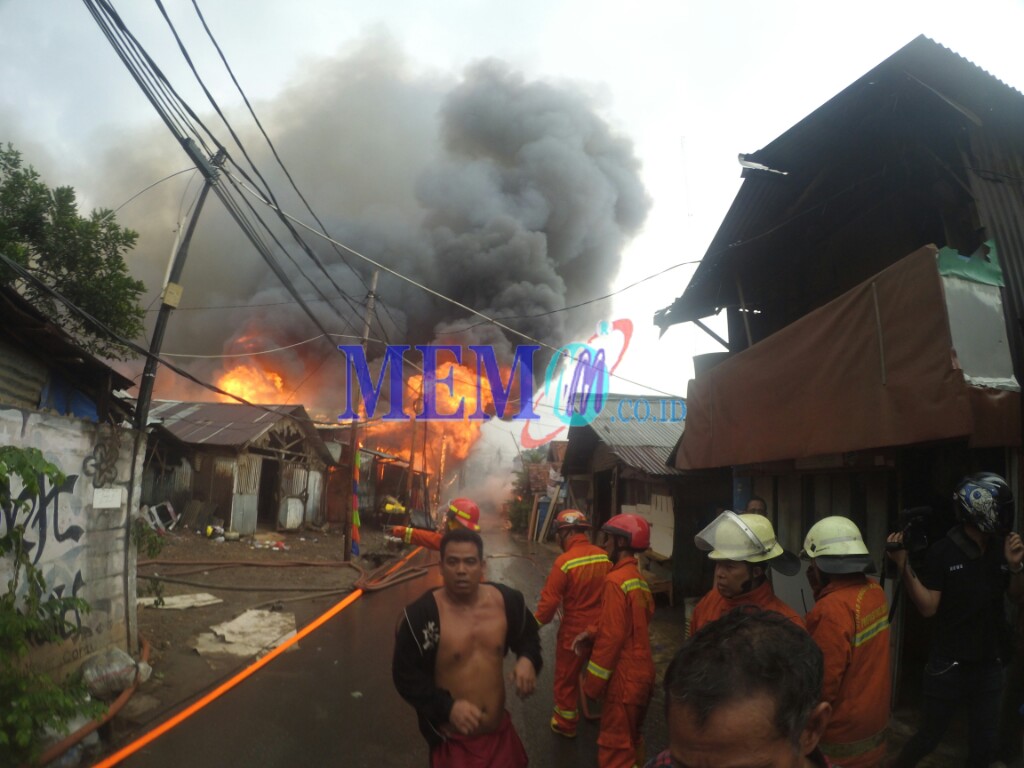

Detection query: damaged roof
xmin=561 ymin=394 xmax=685 ymax=477
xmin=147 ymin=400 xmax=334 ymax=464
xmin=655 ymin=35 xmax=1024 ymax=331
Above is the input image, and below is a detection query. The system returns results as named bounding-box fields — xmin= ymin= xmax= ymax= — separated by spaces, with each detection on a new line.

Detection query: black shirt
xmin=919 ymin=526 xmax=1011 ymax=663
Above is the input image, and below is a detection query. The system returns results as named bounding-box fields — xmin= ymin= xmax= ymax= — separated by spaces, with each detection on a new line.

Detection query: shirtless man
xmin=392 ymin=527 xmax=543 ymax=767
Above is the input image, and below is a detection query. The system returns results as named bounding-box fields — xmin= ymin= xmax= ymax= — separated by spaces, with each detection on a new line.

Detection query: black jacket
xmin=392 ymin=582 xmax=543 ymax=746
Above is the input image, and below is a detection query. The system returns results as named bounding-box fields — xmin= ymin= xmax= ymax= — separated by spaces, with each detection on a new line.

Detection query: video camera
xmin=885 ymin=506 xmax=934 ymax=556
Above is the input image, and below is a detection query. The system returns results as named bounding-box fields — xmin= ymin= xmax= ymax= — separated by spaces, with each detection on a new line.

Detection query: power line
xmin=233 ymin=172 xmax=685 ymax=399
xmin=153 ymin=0 xmax=366 ymax=331
xmin=83 ymin=0 xmax=351 ymax=351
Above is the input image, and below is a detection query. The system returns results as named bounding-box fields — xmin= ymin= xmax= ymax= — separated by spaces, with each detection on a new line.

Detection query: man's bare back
xmin=434 ymin=582 xmax=507 ymax=735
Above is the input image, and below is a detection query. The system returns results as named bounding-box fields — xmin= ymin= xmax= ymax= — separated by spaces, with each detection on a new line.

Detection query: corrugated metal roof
xmin=655 ymin=35 xmax=1024 ymax=331
xmin=148 ymin=400 xmax=298 ymax=447
xmin=563 ymin=394 xmax=685 ymax=477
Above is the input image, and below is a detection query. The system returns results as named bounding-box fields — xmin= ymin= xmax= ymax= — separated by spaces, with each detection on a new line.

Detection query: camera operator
xmin=887 ymin=472 xmax=1024 ymax=767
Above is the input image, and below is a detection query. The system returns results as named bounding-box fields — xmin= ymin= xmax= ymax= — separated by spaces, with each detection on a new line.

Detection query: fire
xmin=216 ymin=364 xmax=287 ymax=403
xmin=359 ymin=355 xmax=512 ymax=474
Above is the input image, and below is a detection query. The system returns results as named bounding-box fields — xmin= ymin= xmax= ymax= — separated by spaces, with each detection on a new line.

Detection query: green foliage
xmin=131 ymin=516 xmax=165 ymax=559
xmin=141 ymin=576 xmax=165 ymax=609
xmin=0 ymin=144 xmax=146 ymax=360
xmin=0 ymin=447 xmax=104 ymax=765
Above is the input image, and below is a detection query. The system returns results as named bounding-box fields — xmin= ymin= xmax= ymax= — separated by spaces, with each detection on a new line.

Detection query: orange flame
xmin=216 ymin=364 xmax=287 ymax=403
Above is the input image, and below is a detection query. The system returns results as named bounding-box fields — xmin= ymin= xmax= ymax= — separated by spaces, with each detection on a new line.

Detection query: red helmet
xmin=554 ymin=509 xmax=591 ymax=533
xmin=601 ymin=514 xmax=651 ymax=551
xmin=448 ymin=498 xmax=481 ymax=532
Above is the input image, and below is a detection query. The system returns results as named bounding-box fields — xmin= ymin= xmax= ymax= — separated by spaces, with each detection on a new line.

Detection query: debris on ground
xmin=193 ymin=609 xmax=298 ymax=658
xmin=137 ymin=593 xmax=223 ymax=609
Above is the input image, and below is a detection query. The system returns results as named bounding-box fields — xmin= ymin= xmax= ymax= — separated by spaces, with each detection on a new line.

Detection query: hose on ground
xmin=29 ymin=635 xmax=152 ymax=768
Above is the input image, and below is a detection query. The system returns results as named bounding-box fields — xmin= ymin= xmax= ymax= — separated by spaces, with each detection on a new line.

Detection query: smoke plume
xmin=87 ymin=33 xmax=651 ymax=416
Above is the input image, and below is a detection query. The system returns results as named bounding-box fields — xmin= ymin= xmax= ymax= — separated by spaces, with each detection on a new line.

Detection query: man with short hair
xmin=392 ymin=527 xmax=542 ymax=767
xmin=746 ymin=495 xmax=768 ymax=516
xmin=689 ymin=510 xmax=803 ymax=636
xmin=645 ymin=606 xmax=833 ymax=768
xmin=534 ymin=509 xmax=611 ymax=738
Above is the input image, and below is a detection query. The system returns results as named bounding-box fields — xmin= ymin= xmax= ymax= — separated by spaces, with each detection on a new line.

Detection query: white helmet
xmin=695 ymin=511 xmax=800 ymax=576
xmin=801 ymin=516 xmax=876 ymax=574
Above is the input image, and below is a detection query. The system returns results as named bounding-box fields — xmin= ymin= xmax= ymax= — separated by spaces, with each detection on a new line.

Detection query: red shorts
xmin=430 ymin=711 xmax=527 ymax=768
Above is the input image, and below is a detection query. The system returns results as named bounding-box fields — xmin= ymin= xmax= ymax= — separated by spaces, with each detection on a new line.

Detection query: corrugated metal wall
xmin=281 ymin=462 xmax=309 ymax=497
xmin=235 ymin=453 xmax=262 ymax=494
xmin=967 ymin=131 xmax=1024 ymax=393
xmin=0 ymin=339 xmax=47 ymax=409
xmin=142 ymin=458 xmax=193 ymax=515
xmin=305 ymin=470 xmax=323 ymax=524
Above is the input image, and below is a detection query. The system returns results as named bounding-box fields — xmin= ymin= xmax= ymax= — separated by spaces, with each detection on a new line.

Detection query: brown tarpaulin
xmin=675 ymin=246 xmax=1020 ymax=470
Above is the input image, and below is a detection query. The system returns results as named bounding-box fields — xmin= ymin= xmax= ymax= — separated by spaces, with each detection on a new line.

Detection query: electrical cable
xmin=84 ymin=0 xmax=357 ymax=348
xmin=233 ymin=171 xmax=685 ymax=399
xmin=153 ymin=0 xmax=367 ymax=330
xmin=188 ymin=0 xmax=382 ymax=311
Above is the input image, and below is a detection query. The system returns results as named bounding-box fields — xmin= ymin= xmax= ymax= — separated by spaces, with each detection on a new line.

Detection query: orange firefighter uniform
xmin=689 ymin=579 xmax=804 ymax=637
xmin=534 ymin=532 xmax=611 ymax=735
xmin=582 ymin=556 xmax=655 ymax=768
xmin=805 ymin=575 xmax=891 ymax=768
xmin=390 ymin=526 xmax=442 ymax=550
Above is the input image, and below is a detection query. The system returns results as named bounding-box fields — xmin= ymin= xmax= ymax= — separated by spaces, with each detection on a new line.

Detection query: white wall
xmin=0 ymin=406 xmax=141 ymax=678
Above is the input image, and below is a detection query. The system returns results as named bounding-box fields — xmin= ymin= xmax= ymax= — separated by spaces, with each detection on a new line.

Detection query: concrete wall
xmin=0 ymin=405 xmax=141 ymax=678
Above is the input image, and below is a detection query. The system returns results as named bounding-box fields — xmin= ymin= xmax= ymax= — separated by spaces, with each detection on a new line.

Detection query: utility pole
xmin=134 ymin=146 xmax=225 ymax=431
xmin=345 ymin=270 xmax=378 ymax=561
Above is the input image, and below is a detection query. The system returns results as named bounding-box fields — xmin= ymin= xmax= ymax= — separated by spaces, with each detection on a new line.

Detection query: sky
xmin=2 ymin=0 xmax=1023 ymax=439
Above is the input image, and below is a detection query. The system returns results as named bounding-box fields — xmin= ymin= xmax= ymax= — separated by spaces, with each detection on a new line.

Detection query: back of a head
xmin=666 ymin=606 xmax=822 ymax=746
xmin=440 ymin=526 xmax=484 ymax=559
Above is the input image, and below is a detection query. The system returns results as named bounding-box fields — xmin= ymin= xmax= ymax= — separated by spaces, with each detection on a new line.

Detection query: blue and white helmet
xmin=954 ymin=472 xmax=1014 ymax=534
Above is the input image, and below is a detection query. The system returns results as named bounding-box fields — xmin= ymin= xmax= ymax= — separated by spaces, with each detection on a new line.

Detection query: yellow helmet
xmin=695 ymin=511 xmax=800 ymax=575
xmin=801 ymin=516 xmax=875 ymax=574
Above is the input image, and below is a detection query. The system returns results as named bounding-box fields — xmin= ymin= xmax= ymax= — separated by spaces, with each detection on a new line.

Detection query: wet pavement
xmin=113 ymin=524 xmax=678 ymax=767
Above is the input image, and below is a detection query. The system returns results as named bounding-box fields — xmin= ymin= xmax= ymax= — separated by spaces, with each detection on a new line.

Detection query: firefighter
xmin=801 ymin=516 xmax=891 ymax=768
xmin=390 ymin=497 xmax=481 ymax=550
xmin=534 ymin=509 xmax=611 ymax=738
xmin=575 ymin=513 xmax=656 ymax=768
xmin=689 ymin=510 xmax=803 ymax=636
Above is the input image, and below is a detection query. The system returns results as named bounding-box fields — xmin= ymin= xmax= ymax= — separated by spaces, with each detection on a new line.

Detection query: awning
xmin=674 ymin=246 xmax=1020 ymax=470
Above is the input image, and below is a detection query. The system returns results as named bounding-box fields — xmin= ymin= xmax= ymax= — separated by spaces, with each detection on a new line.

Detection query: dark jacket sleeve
xmin=498 ymin=583 xmax=543 ymax=674
xmin=392 ymin=591 xmax=454 ymax=746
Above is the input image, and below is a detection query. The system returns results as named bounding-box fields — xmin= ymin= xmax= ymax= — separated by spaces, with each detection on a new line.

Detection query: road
xmin=115 ymin=524 xmax=616 ymax=768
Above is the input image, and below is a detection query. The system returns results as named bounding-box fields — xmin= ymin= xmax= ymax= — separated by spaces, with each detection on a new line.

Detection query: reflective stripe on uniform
xmin=620 ymin=578 xmax=651 ymax=595
xmin=553 ymin=705 xmax=578 ymax=721
xmin=403 ymin=527 xmax=413 ymax=544
xmin=586 ymin=660 xmax=612 ymax=680
xmin=561 ymin=554 xmax=611 ymax=573
xmin=853 ymin=587 xmax=888 ymax=647
xmin=854 ymin=613 xmax=889 ymax=646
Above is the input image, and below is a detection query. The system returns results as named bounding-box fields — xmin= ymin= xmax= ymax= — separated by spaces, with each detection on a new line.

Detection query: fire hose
xmin=26 ymin=635 xmax=152 ymax=768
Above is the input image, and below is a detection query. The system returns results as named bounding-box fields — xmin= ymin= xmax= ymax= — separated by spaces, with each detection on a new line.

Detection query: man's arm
xmin=582 ymin=581 xmax=627 ymax=700
xmin=1006 ymin=532 xmax=1024 ymax=600
xmin=534 ymin=561 xmax=567 ymax=626
xmin=806 ymin=611 xmax=852 ymax=705
xmin=886 ymin=533 xmax=941 ymax=617
xmin=392 ymin=611 xmax=454 ymax=727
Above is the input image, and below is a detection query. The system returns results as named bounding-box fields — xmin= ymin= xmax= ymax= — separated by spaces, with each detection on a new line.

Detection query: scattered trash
xmin=82 ymin=647 xmax=151 ymax=699
xmin=224 ymin=530 xmax=241 ymax=542
xmin=137 ymin=593 xmax=223 ymax=610
xmin=205 ymin=525 xmax=225 ymax=538
xmin=350 ymin=691 xmax=363 ymax=699
xmin=193 ymin=609 xmax=298 ymax=658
